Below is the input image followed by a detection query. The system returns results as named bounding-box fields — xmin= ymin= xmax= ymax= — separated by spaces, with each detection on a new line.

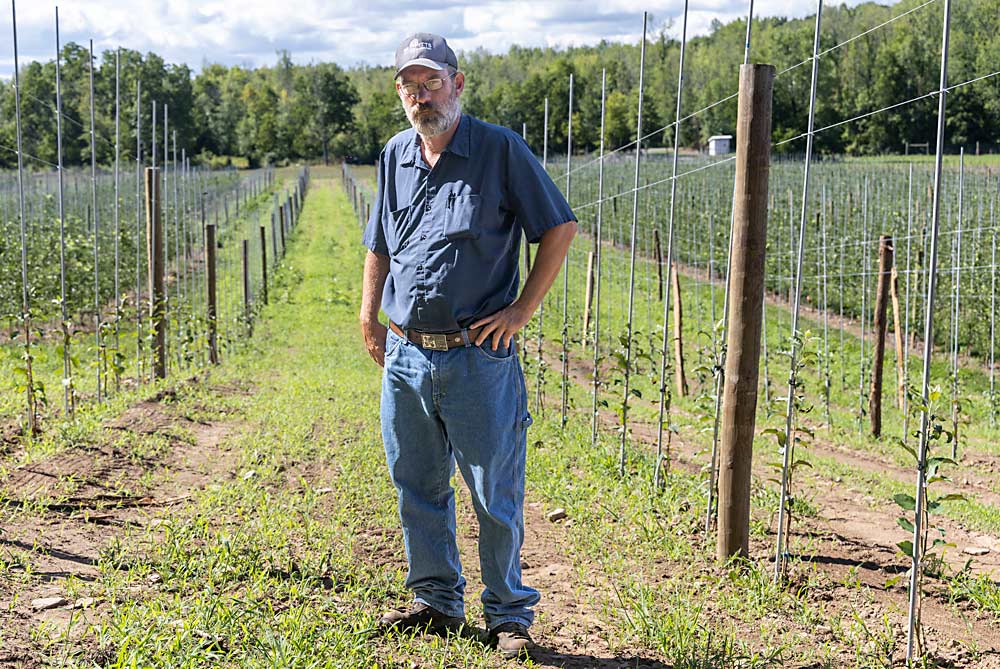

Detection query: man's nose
xmin=415 ymin=86 xmax=433 ymax=103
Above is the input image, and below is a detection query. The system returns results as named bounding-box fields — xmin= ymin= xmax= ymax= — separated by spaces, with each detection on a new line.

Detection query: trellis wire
xmin=821 ymin=189 xmax=831 ymax=430
xmin=773 ymin=0 xmax=823 ymax=582
xmin=163 ymin=103 xmax=170 ymax=372
xmin=950 ymin=148 xmax=963 ymax=459
xmin=173 ymin=130 xmax=182 ymax=371
xmin=902 ymin=163 xmax=914 ymax=444
xmin=652 ymin=1 xmax=688 ymax=486
xmin=114 ymin=48 xmax=122 ymax=389
xmin=135 ymin=80 xmax=143 ymax=381
xmin=561 ymin=77 xmax=573 ymax=428
xmin=89 ymin=39 xmax=102 ymax=402
xmin=992 ymin=199 xmax=998 ymax=427
xmin=906 ymin=0 xmax=951 ymax=660
xmin=55 ymin=6 xmax=69 ymax=416
xmin=857 ymin=177 xmax=869 ymax=435
xmin=620 ymin=11 xmax=648 ymax=478
xmin=11 ymin=0 xmax=36 ymax=433
xmin=591 ymin=70 xmax=607 ymax=448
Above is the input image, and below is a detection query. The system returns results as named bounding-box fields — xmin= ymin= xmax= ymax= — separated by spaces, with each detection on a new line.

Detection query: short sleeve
xmin=505 ymin=134 xmax=576 ymax=244
xmin=362 ymin=149 xmax=390 ymax=256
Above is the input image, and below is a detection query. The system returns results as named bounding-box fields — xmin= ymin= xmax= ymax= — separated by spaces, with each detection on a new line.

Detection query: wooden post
xmin=870 ymin=235 xmax=893 ymax=437
xmin=242 ymin=239 xmax=251 ymax=336
xmin=891 ymin=265 xmax=905 ymax=409
xmin=260 ymin=225 xmax=268 ymax=306
xmin=523 ymin=236 xmax=533 ymax=274
xmin=145 ymin=167 xmax=166 ymax=379
xmin=717 ymin=63 xmax=774 ymax=561
xmin=279 ymin=206 xmax=286 ymax=252
xmin=672 ymin=261 xmax=688 ymax=397
xmin=206 ymin=222 xmax=219 ymax=365
xmin=271 ymin=212 xmax=279 ymax=260
xmin=654 ymin=228 xmax=664 ymax=302
xmin=582 ymin=250 xmax=595 ymax=350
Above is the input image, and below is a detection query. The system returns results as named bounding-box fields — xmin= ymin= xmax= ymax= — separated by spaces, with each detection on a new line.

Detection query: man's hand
xmin=471 ymin=302 xmax=531 ymax=351
xmin=361 ymin=251 xmax=391 ymax=367
xmin=362 ymin=319 xmax=389 ymax=367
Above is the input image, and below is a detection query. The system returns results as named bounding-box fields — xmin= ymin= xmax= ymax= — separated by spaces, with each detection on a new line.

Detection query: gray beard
xmin=408 ymin=95 xmax=462 ymax=137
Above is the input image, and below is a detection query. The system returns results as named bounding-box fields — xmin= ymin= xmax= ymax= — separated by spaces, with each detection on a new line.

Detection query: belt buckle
xmin=421 ymin=333 xmax=449 ymax=351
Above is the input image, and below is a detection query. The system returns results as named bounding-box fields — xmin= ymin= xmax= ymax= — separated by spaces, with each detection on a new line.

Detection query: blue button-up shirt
xmin=363 ymin=114 xmax=575 ymax=332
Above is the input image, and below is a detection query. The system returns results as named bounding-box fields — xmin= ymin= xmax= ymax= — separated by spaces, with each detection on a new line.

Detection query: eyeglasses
xmin=398 ymin=72 xmax=457 ymax=98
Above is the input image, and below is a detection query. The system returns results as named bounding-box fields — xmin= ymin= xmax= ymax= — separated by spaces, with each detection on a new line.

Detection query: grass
xmin=844 ymin=153 xmax=1000 ymax=168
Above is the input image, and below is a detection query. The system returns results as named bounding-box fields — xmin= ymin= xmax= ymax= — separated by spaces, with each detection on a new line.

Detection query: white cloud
xmin=0 ymin=0 xmax=898 ymax=78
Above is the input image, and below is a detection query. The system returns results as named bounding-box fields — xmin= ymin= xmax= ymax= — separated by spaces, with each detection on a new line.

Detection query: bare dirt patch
xmin=0 ymin=386 xmax=240 ymax=668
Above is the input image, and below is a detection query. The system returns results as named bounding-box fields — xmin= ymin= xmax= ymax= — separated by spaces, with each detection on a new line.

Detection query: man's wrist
xmin=512 ymin=298 xmax=537 ymax=320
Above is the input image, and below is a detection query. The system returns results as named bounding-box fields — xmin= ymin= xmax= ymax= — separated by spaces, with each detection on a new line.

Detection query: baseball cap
xmin=394 ymin=33 xmax=459 ymax=78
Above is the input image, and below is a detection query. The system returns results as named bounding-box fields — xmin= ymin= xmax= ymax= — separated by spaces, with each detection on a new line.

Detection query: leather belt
xmin=389 ymin=321 xmax=484 ymax=351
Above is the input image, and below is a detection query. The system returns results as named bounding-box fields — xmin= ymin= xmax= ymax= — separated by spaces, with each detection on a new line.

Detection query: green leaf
xmin=761 ymin=428 xmax=787 ymax=448
xmin=897 ymin=540 xmax=914 ymax=558
xmin=897 ymin=516 xmax=915 ymax=533
xmin=935 ymin=493 xmax=967 ymax=503
xmin=893 ymin=493 xmax=916 ymax=511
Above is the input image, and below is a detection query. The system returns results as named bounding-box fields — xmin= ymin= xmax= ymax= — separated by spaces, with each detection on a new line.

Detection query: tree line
xmin=2 ymin=0 xmax=998 ymax=169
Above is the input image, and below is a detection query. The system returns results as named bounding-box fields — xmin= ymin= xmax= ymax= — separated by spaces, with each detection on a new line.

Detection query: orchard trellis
xmin=345 ymin=1 xmax=999 ymax=665
xmin=3 ymin=0 xmax=999 ymax=664
xmin=2 ymin=2 xmax=310 ymax=430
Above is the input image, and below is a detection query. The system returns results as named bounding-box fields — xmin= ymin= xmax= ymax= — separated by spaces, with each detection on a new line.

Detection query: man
xmin=360 ymin=32 xmax=576 ymax=659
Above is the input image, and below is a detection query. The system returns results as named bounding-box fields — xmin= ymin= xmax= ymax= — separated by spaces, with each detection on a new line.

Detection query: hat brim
xmin=394 ymin=58 xmax=448 ymax=78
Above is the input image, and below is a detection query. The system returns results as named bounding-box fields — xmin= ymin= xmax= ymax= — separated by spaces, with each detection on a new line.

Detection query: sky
xmin=0 ymin=0 xmax=897 ymax=79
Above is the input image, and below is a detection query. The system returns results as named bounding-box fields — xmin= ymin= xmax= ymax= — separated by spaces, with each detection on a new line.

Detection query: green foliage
xmin=4 ymin=1 xmax=1000 ymax=168
xmin=1 ymin=47 xmax=357 ymax=169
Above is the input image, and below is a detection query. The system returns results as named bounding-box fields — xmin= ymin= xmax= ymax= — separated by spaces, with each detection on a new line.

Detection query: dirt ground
xmin=0 ymin=393 xmax=236 ymax=668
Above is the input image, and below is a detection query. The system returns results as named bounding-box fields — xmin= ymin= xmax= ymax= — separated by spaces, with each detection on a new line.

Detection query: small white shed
xmin=708 ymin=135 xmax=733 ymax=156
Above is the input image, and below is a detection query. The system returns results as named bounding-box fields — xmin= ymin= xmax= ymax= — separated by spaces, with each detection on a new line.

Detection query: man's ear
xmin=454 ymin=72 xmax=465 ymax=96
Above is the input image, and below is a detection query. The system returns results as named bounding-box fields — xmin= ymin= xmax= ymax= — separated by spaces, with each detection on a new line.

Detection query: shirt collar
xmin=400 ymin=113 xmax=471 ymax=167
xmin=446 ymin=114 xmax=471 ymax=159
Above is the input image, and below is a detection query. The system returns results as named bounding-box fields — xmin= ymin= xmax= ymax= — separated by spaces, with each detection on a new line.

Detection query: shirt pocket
xmin=443 ymin=193 xmax=481 ymax=240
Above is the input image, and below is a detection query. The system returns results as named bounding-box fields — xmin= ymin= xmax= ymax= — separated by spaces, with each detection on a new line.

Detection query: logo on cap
xmin=409 ymin=39 xmax=434 ymax=50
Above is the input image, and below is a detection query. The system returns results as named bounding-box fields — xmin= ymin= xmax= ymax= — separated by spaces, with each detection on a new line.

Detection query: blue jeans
xmin=380 ymin=326 xmax=539 ymax=628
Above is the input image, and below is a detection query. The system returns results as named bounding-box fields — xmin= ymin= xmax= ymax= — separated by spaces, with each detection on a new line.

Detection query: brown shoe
xmin=488 ymin=621 xmax=537 ymax=659
xmin=377 ymin=601 xmax=465 ymax=635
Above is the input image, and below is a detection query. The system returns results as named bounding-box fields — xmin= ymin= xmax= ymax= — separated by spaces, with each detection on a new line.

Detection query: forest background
xmin=2 ymin=0 xmax=998 ymax=169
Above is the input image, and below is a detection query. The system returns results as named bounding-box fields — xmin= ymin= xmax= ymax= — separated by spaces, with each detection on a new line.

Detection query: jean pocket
xmin=384 ymin=328 xmax=404 ymax=359
xmin=474 ymin=337 xmax=516 ymax=362
xmin=443 ymin=193 xmax=481 ymax=240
